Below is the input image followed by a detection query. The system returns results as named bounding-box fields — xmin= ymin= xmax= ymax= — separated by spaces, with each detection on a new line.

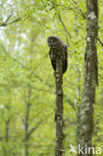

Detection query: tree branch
xmin=72 ymin=0 xmax=86 ymax=19
xmin=27 ymin=121 xmax=42 ymax=139
xmin=57 ymin=3 xmax=86 ymax=19
xmin=64 ymin=95 xmax=76 ymax=111
xmin=97 ymin=38 xmax=103 ymax=47
xmin=0 ymin=15 xmax=26 ymax=27
xmin=58 ymin=13 xmax=71 ymax=39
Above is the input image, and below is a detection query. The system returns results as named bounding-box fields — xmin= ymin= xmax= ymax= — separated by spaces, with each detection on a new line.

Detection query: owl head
xmin=47 ymin=35 xmax=59 ymax=48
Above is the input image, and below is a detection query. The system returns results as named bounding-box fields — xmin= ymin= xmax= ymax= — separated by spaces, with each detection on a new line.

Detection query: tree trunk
xmin=24 ymin=102 xmax=31 ymax=156
xmin=24 ymin=84 xmax=32 ymax=156
xmin=47 ymin=35 xmax=67 ymax=156
xmin=78 ymin=0 xmax=98 ymax=155
xmin=55 ymin=57 xmax=64 ymax=156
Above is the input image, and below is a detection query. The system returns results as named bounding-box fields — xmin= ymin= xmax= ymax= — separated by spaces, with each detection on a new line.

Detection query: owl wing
xmin=49 ymin=48 xmax=56 ymax=72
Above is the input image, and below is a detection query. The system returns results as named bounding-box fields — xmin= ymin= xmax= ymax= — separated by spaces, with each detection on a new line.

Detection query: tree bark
xmin=55 ymin=57 xmax=64 ymax=156
xmin=78 ymin=0 xmax=98 ymax=155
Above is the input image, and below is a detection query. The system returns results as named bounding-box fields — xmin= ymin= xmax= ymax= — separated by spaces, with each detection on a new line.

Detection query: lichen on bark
xmin=78 ymin=0 xmax=98 ymax=156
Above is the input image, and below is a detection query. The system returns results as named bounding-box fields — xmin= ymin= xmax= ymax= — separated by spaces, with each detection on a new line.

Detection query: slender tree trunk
xmin=24 ymin=30 xmax=36 ymax=156
xmin=24 ymin=103 xmax=30 ymax=156
xmin=73 ymin=4 xmax=82 ymax=146
xmin=24 ymin=84 xmax=32 ymax=156
xmin=78 ymin=0 xmax=98 ymax=155
xmin=55 ymin=57 xmax=64 ymax=156
xmin=47 ymin=35 xmax=67 ymax=156
xmin=5 ymin=119 xmax=10 ymax=142
xmin=5 ymin=106 xmax=10 ymax=142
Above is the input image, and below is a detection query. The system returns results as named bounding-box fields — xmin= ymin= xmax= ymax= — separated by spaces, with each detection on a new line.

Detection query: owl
xmin=47 ymin=35 xmax=68 ymax=74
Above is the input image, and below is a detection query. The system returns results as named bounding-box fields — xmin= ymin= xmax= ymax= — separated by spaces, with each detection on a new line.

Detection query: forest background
xmin=0 ymin=0 xmax=103 ymax=156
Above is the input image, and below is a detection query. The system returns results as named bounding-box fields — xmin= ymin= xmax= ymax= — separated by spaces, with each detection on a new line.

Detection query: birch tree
xmin=78 ymin=0 xmax=98 ymax=155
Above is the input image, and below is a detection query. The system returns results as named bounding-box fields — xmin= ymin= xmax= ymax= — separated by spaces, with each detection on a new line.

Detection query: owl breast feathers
xmin=47 ymin=35 xmax=68 ymax=74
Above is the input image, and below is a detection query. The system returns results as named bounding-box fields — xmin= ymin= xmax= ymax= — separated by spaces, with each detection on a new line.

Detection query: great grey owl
xmin=47 ymin=35 xmax=68 ymax=74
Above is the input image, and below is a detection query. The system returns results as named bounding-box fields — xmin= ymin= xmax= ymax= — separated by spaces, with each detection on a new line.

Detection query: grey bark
xmin=73 ymin=3 xmax=82 ymax=146
xmin=78 ymin=0 xmax=98 ymax=156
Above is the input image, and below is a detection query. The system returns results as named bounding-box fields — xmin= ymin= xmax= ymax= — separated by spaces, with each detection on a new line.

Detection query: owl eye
xmin=51 ymin=39 xmax=56 ymax=44
xmin=53 ymin=40 xmax=57 ymax=45
xmin=52 ymin=39 xmax=55 ymax=43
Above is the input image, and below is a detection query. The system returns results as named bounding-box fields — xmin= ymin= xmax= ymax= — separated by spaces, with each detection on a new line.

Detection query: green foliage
xmin=0 ymin=0 xmax=103 ymax=156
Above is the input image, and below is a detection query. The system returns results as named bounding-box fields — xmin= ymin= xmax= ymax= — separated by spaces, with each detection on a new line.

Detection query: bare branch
xmin=58 ymin=14 xmax=71 ymax=39
xmin=57 ymin=3 xmax=86 ymax=19
xmin=64 ymin=95 xmax=76 ymax=111
xmin=79 ymin=8 xmax=86 ymax=19
xmin=97 ymin=38 xmax=103 ymax=47
xmin=72 ymin=0 xmax=86 ymax=19
xmin=0 ymin=15 xmax=26 ymax=27
xmin=27 ymin=121 xmax=42 ymax=139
